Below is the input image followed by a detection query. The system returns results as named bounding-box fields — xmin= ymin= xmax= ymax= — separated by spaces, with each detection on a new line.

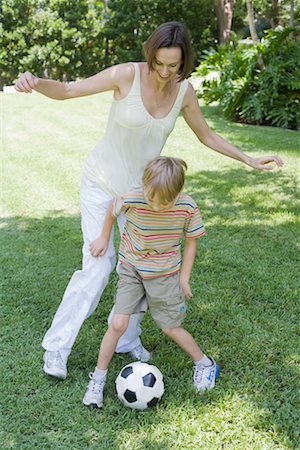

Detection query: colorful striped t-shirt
xmin=113 ymin=192 xmax=206 ymax=278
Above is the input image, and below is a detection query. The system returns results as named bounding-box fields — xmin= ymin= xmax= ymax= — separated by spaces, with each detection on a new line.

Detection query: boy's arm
xmin=180 ymin=238 xmax=197 ymax=299
xmin=90 ymin=200 xmax=116 ymax=257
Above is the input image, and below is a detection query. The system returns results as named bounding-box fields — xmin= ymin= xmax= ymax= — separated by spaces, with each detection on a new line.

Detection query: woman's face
xmin=152 ymin=47 xmax=182 ymax=82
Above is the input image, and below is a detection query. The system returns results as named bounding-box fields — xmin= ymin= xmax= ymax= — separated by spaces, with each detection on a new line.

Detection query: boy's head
xmin=142 ymin=156 xmax=187 ymax=210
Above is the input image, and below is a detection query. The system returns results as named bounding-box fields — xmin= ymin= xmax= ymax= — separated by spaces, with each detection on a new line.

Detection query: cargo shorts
xmin=114 ymin=263 xmax=186 ymax=329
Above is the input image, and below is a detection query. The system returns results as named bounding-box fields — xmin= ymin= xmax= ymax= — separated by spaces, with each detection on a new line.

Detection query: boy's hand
xmin=180 ymin=278 xmax=193 ymax=299
xmin=89 ymin=236 xmax=109 ymax=257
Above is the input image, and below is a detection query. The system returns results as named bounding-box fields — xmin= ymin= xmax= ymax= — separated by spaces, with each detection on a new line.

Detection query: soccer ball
xmin=115 ymin=361 xmax=164 ymax=410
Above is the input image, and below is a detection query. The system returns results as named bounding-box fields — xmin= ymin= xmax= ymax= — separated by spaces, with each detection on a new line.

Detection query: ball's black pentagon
xmin=142 ymin=372 xmax=156 ymax=388
xmin=121 ymin=366 xmax=133 ymax=379
xmin=124 ymin=389 xmax=137 ymax=403
xmin=147 ymin=397 xmax=160 ymax=408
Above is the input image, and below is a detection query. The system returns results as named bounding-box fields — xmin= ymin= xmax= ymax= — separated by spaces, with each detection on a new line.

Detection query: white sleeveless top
xmin=83 ymin=63 xmax=189 ymax=196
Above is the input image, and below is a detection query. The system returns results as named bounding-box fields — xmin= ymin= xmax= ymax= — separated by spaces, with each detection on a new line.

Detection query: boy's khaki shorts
xmin=114 ymin=263 xmax=186 ymax=329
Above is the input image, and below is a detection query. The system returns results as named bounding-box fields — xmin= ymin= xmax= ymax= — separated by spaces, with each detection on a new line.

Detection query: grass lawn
xmin=1 ymin=91 xmax=299 ymax=450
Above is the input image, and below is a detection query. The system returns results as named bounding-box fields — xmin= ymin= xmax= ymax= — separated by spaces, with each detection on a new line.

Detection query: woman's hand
xmin=14 ymin=71 xmax=39 ymax=93
xmin=89 ymin=236 xmax=109 ymax=257
xmin=180 ymin=278 xmax=193 ymax=299
xmin=246 ymin=155 xmax=284 ymax=170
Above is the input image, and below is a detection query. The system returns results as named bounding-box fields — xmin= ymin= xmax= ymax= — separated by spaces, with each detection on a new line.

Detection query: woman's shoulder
xmin=107 ymin=63 xmax=138 ymax=97
xmin=180 ymin=81 xmax=200 ymax=112
xmin=112 ymin=62 xmax=136 ymax=81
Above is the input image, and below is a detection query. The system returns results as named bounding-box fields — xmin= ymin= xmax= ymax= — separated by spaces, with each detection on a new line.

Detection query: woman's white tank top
xmin=83 ymin=63 xmax=189 ymax=196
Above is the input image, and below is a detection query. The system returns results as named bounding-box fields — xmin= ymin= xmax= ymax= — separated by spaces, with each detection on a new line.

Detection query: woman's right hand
xmin=14 ymin=71 xmax=39 ymax=93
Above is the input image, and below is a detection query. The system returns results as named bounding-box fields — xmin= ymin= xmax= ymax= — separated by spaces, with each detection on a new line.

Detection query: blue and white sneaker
xmin=193 ymin=356 xmax=220 ymax=393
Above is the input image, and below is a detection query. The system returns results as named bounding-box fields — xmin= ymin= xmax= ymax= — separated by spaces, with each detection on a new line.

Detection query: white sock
xmin=93 ymin=367 xmax=107 ymax=381
xmin=194 ymin=355 xmax=212 ymax=367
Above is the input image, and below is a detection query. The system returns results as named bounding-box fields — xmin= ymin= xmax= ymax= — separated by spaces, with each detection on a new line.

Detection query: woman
xmin=15 ymin=22 xmax=283 ymax=380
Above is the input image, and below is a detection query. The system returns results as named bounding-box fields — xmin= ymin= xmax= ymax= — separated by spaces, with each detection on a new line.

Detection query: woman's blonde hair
xmin=142 ymin=156 xmax=187 ymax=204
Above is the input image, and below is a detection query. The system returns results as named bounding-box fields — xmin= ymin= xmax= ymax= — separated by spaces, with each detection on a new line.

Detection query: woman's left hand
xmin=246 ymin=155 xmax=284 ymax=170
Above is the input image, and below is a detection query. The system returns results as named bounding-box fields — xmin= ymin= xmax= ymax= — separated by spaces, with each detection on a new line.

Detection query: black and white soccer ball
xmin=115 ymin=361 xmax=164 ymax=410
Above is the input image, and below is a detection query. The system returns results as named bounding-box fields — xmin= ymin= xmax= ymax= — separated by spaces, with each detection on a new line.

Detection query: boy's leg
xmin=162 ymin=326 xmax=220 ymax=393
xmin=112 ymin=263 xmax=150 ymax=361
xmin=145 ymin=273 xmax=220 ymax=393
xmin=114 ymin=213 xmax=149 ymax=359
xmin=161 ymin=326 xmax=203 ymax=361
xmin=97 ymin=314 xmax=130 ymax=369
xmin=83 ymin=314 xmax=130 ymax=408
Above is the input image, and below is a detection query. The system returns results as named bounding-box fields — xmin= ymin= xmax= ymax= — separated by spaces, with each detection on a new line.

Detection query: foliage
xmin=0 ymin=0 xmax=106 ymax=87
xmin=194 ymin=26 xmax=300 ymax=130
xmin=0 ymin=0 xmax=218 ymax=87
xmin=104 ymin=0 xmax=217 ymax=67
xmin=1 ymin=0 xmax=299 ymax=91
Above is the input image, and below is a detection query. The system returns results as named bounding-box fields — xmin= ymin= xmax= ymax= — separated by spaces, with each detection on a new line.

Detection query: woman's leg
xmin=42 ymin=177 xmax=115 ymax=354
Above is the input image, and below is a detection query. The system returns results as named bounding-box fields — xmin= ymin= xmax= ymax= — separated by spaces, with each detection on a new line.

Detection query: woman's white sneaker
xmin=129 ymin=344 xmax=151 ymax=362
xmin=83 ymin=373 xmax=106 ymax=408
xmin=43 ymin=350 xmax=67 ymax=379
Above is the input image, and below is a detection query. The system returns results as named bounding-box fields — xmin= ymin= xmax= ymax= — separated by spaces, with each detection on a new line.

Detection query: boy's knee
xmin=111 ymin=315 xmax=128 ymax=335
xmin=162 ymin=327 xmax=176 ymax=338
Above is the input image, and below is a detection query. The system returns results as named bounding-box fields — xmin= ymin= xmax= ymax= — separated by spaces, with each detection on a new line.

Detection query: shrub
xmin=193 ymin=27 xmax=300 ymax=130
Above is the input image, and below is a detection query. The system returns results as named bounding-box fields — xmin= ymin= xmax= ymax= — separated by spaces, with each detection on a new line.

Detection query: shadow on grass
xmin=1 ymin=167 xmax=298 ymax=448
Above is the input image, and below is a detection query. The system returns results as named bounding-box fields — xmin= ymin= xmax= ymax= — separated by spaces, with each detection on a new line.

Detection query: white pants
xmin=42 ymin=176 xmax=144 ymax=355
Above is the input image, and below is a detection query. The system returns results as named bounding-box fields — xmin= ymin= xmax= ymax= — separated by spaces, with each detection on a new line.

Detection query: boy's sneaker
xmin=83 ymin=373 xmax=106 ymax=409
xmin=193 ymin=356 xmax=220 ymax=393
xmin=43 ymin=350 xmax=67 ymax=379
xmin=129 ymin=344 xmax=151 ymax=362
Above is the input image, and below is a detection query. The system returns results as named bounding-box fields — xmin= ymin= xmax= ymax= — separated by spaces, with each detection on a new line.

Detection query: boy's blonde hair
xmin=142 ymin=156 xmax=187 ymax=204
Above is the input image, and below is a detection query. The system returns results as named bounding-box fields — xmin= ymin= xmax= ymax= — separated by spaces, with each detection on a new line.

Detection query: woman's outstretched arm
xmin=14 ymin=63 xmax=134 ymax=100
xmin=182 ymin=83 xmax=284 ymax=170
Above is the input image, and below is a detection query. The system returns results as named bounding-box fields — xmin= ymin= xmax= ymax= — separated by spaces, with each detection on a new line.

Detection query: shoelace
xmin=88 ymin=372 xmax=105 ymax=394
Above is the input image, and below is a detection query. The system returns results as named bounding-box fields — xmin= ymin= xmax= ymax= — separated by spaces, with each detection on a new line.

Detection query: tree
xmin=213 ymin=0 xmax=236 ymax=43
xmin=246 ymin=0 xmax=260 ymax=43
xmin=246 ymin=0 xmax=265 ymax=69
xmin=105 ymin=0 xmax=217 ymax=68
xmin=0 ymin=0 xmax=106 ymax=87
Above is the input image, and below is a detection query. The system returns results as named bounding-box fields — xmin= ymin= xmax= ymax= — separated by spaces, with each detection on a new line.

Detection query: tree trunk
xmin=103 ymin=0 xmax=110 ymax=67
xmin=246 ymin=0 xmax=259 ymax=44
xmin=246 ymin=0 xmax=265 ymax=69
xmin=213 ymin=0 xmax=235 ymax=44
xmin=290 ymin=0 xmax=295 ymax=27
xmin=270 ymin=0 xmax=279 ymax=28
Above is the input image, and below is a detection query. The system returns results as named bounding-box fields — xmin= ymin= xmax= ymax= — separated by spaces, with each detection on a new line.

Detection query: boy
xmin=84 ymin=156 xmax=220 ymax=408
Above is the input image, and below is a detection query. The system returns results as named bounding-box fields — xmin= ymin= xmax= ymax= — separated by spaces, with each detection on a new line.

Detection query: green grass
xmin=1 ymin=92 xmax=299 ymax=450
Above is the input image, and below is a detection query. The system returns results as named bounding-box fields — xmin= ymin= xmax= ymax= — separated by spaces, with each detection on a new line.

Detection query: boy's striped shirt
xmin=113 ymin=192 xmax=206 ymax=278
